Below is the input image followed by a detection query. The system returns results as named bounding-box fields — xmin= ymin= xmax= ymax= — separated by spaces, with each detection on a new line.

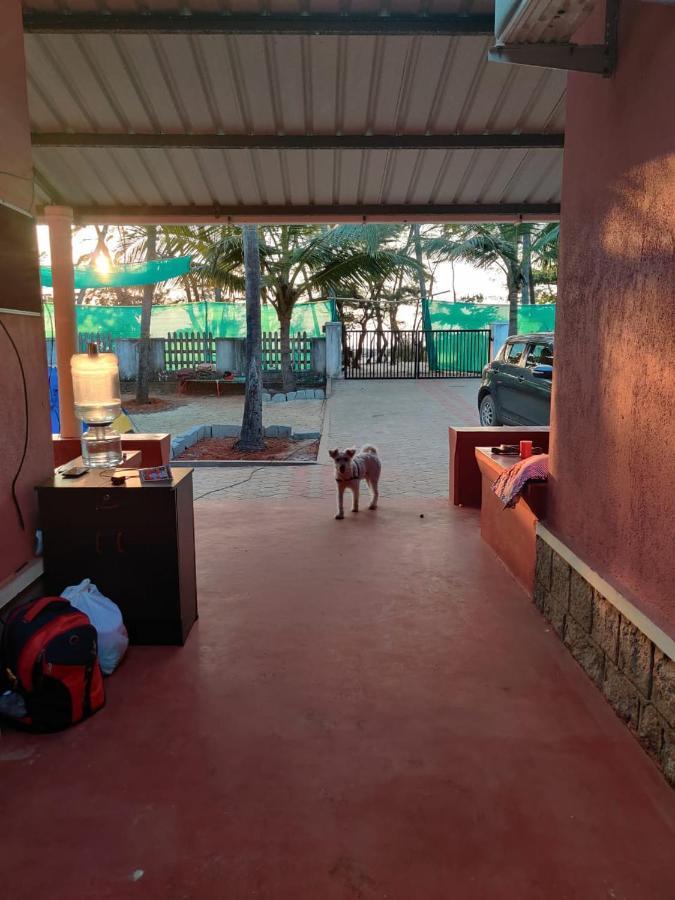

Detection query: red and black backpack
xmin=1 ymin=597 xmax=105 ymax=732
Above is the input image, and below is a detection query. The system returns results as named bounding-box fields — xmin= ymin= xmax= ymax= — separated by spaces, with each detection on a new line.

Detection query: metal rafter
xmin=32 ymin=133 xmax=564 ymax=151
xmin=38 ymin=203 xmax=561 ymax=225
xmin=23 ymin=12 xmax=494 ymax=37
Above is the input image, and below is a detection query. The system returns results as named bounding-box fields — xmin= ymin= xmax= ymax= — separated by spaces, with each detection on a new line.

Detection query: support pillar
xmin=325 ymin=322 xmax=343 ymax=378
xmin=44 ymin=205 xmax=79 ymax=438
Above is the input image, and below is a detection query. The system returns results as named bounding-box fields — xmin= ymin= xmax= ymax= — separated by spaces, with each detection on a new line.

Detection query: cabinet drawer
xmin=37 ymin=487 xmax=177 ymax=532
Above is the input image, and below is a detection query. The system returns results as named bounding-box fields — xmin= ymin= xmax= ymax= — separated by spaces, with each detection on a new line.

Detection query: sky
xmin=36 ymin=224 xmax=510 ymax=306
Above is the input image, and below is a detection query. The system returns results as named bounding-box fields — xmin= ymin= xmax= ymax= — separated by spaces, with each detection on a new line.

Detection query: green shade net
xmin=41 ymin=297 xmax=554 ymax=375
xmin=42 ymin=299 xmax=333 ymax=340
xmin=40 ymin=256 xmax=191 ymax=289
xmin=428 ymin=300 xmax=556 ymax=332
xmin=426 ymin=300 xmax=556 ymax=372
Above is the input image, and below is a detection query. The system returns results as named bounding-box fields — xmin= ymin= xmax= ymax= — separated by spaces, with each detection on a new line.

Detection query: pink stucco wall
xmin=548 ymin=1 xmax=675 ymax=631
xmin=0 ymin=1 xmax=53 ymax=588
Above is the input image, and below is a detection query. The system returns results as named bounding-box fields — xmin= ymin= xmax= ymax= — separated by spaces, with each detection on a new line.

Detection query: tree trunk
xmin=389 ymin=302 xmax=401 ymax=364
xmin=507 ymin=268 xmax=520 ymax=336
xmin=214 ymin=285 xmax=222 ymax=302
xmin=136 ymin=225 xmax=156 ymax=404
xmin=278 ymin=306 xmax=297 ymax=393
xmin=236 ymin=225 xmax=266 ymax=452
xmin=520 ymin=229 xmax=532 ymax=305
xmin=355 ymin=321 xmax=368 ymax=367
xmin=374 ymin=305 xmax=388 ymax=362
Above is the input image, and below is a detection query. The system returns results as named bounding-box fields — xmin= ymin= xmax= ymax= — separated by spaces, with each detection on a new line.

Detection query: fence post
xmin=489 ymin=322 xmax=509 ymax=359
xmin=325 ymin=322 xmax=342 ymax=378
xmin=216 ymin=338 xmax=246 ymax=375
xmin=150 ymin=338 xmax=165 ymax=376
xmin=310 ymin=337 xmax=326 ymax=375
xmin=112 ymin=339 xmax=138 ymax=380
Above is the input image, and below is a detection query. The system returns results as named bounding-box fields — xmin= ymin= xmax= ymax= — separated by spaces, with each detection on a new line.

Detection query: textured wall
xmin=0 ymin=314 xmax=53 ymax=583
xmin=548 ymin=2 xmax=675 ymax=628
xmin=0 ymin=1 xmax=53 ymax=587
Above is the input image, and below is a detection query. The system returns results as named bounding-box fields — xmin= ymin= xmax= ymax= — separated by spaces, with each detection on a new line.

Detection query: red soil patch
xmin=176 ymin=437 xmax=319 ymax=462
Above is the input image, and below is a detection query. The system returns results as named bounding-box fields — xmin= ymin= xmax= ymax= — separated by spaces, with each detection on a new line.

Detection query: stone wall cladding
xmin=534 ymin=536 xmax=675 ymax=788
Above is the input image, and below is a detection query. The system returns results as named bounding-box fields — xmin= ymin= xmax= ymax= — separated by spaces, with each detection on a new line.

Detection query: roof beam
xmin=39 ymin=204 xmax=561 ymax=226
xmin=32 ymin=133 xmax=564 ymax=151
xmin=23 ymin=12 xmax=494 ymax=37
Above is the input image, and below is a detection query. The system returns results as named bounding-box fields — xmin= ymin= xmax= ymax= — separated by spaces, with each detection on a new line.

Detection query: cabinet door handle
xmin=116 ymin=531 xmax=125 ymax=554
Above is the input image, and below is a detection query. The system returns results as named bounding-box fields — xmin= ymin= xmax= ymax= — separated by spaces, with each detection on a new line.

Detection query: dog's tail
xmin=361 ymin=445 xmax=379 ymax=456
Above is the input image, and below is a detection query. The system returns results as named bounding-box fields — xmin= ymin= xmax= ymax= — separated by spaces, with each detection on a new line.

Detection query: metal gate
xmin=344 ymin=329 xmax=490 ymax=379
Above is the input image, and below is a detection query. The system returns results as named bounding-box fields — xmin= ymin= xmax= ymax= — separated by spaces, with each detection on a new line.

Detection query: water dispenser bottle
xmin=71 ymin=344 xmax=123 ymax=468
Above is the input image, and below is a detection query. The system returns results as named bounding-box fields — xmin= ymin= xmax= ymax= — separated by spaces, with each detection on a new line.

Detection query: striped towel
xmin=492 ymin=454 xmax=549 ymax=509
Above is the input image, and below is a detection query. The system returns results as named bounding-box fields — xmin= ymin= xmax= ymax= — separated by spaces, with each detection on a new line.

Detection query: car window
xmin=525 ymin=343 xmax=554 ymax=368
xmin=505 ymin=342 xmax=527 ymax=365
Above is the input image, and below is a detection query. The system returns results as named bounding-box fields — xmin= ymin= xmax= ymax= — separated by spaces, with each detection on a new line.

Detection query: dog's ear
xmin=329 ymin=448 xmax=339 ymax=459
xmin=345 ymin=447 xmax=356 ymax=458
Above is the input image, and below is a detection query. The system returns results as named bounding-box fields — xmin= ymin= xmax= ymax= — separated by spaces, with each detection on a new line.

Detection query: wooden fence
xmin=261 ymin=331 xmax=312 ymax=372
xmin=165 ymin=331 xmax=216 ymax=372
xmin=73 ymin=331 xmax=314 ymax=375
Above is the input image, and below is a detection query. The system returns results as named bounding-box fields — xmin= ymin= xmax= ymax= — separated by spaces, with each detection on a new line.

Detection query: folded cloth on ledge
xmin=492 ymin=453 xmax=549 ymax=509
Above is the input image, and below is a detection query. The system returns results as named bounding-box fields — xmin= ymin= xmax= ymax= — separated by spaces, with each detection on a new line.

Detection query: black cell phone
xmin=61 ymin=466 xmax=89 ymax=478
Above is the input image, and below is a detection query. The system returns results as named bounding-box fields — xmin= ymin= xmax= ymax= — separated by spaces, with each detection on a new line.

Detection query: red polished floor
xmin=2 ymin=498 xmax=674 ymax=899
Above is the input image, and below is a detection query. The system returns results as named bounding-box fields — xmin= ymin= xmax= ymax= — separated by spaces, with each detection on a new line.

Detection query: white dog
xmin=329 ymin=446 xmax=381 ymax=520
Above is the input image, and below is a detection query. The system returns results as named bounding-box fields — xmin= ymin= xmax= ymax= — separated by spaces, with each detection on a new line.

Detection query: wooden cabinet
xmin=36 ymin=468 xmax=197 ymax=645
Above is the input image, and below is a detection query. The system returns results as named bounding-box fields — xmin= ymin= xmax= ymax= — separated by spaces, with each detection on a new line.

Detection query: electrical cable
xmin=193 ymin=466 xmax=265 ymax=501
xmin=0 ymin=319 xmax=30 ymax=530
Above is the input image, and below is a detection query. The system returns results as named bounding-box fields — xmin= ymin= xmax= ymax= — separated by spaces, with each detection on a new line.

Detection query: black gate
xmin=344 ymin=329 xmax=490 ymax=379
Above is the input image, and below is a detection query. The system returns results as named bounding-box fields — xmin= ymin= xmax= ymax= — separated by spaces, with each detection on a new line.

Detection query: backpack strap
xmin=21 ymin=597 xmax=70 ymax=624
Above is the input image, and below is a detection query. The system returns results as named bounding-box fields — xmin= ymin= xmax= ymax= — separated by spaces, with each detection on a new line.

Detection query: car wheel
xmin=479 ymin=393 xmax=500 ymax=426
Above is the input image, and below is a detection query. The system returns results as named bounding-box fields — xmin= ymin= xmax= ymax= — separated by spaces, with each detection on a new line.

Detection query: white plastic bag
xmin=61 ymin=579 xmax=129 ymax=675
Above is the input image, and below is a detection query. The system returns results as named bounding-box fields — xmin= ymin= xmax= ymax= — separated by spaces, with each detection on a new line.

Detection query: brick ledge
xmin=537 ymin=523 xmax=675 ymax=661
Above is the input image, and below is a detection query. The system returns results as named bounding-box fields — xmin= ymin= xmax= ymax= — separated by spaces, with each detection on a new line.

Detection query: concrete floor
xmin=191 ymin=378 xmax=480 ymax=502
xmin=2 ymin=497 xmax=674 ymax=899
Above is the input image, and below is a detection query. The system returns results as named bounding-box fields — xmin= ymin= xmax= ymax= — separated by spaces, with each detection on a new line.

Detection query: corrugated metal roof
xmin=23 ymin=1 xmax=565 ymax=221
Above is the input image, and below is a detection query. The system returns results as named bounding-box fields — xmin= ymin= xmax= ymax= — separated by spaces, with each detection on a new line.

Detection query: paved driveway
xmin=192 ymin=379 xmax=479 ymax=503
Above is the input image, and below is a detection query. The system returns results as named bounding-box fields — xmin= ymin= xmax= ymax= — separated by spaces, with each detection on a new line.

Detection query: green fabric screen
xmin=428 ymin=300 xmax=556 ymax=333
xmin=40 ymin=256 xmax=191 ymax=289
xmin=426 ymin=301 xmax=555 ymax=372
xmin=42 ymin=299 xmax=333 ymax=340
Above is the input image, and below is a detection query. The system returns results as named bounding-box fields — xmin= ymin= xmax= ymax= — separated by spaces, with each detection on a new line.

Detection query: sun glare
xmin=94 ymin=252 xmax=111 ymax=274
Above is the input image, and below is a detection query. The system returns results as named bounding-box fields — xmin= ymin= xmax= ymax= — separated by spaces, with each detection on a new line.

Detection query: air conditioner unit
xmin=494 ymin=0 xmax=598 ymax=46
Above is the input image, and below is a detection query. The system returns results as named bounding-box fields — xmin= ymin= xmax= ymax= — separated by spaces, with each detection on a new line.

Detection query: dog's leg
xmin=351 ymin=481 xmax=360 ymax=513
xmin=368 ymin=477 xmax=379 ymax=510
xmin=335 ymin=483 xmax=345 ymax=520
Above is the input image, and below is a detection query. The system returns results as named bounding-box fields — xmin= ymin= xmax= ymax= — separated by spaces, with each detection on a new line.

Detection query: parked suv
xmin=478 ymin=332 xmax=554 ymax=426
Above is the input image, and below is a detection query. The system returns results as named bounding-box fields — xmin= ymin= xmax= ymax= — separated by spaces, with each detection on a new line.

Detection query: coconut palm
xmin=136 ymin=225 xmax=156 ymax=404
xmin=425 ymin=223 xmax=558 ymax=334
xmin=168 ymin=223 xmax=419 ymax=392
xmin=237 ymin=225 xmax=266 ymax=451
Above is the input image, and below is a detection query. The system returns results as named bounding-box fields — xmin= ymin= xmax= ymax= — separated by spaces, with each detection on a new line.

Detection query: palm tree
xmin=425 ymin=223 xmax=558 ymax=334
xmin=169 ymin=224 xmax=419 ymax=392
xmin=236 ymin=225 xmax=266 ymax=452
xmin=136 ymin=225 xmax=156 ymax=404
xmin=531 ymin=224 xmax=560 ymax=293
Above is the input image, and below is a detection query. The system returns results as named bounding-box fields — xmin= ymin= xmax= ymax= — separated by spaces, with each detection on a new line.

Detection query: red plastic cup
xmin=520 ymin=440 xmax=533 ymax=459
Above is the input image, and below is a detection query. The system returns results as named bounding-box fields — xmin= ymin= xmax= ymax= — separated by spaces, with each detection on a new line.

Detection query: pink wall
xmin=548 ymin=2 xmax=675 ymax=630
xmin=0 ymin=314 xmax=53 ymax=583
xmin=0 ymin=1 xmax=53 ymax=588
